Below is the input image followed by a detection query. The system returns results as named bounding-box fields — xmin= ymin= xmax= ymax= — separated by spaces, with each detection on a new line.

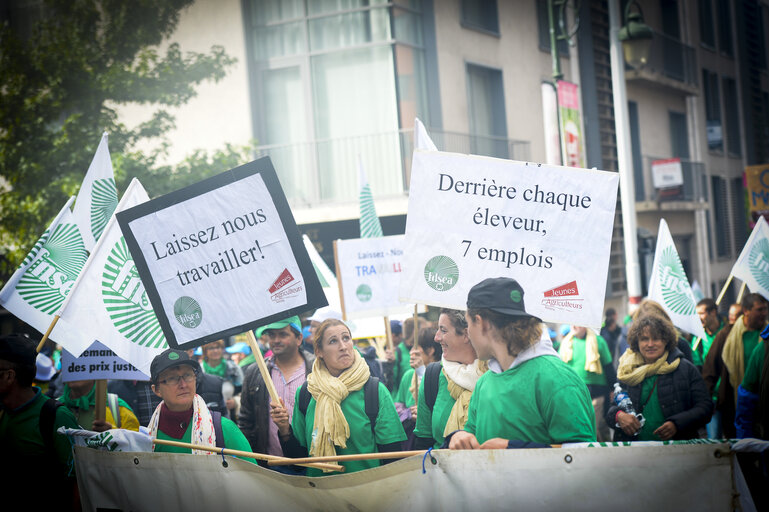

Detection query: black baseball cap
xmin=466 ymin=277 xmax=540 ymax=320
xmin=150 ymin=348 xmax=200 ymax=383
xmin=0 ymin=333 xmax=37 ymax=369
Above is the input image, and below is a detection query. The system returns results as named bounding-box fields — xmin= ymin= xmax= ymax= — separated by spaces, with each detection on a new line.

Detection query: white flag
xmin=0 ymin=197 xmax=87 ymax=335
xmin=731 ymin=215 xmax=769 ymax=299
xmin=414 ymin=117 xmax=437 ymax=151
xmin=647 ymin=219 xmax=708 ymax=340
xmin=51 ymin=179 xmax=167 ymax=374
xmin=72 ymin=132 xmax=118 ymax=250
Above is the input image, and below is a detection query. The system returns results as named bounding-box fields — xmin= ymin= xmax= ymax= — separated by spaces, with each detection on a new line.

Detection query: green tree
xmin=0 ymin=0 xmax=242 ymax=281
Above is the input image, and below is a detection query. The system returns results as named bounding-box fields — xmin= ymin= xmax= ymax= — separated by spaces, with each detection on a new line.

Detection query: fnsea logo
xmin=423 ymin=255 xmax=459 ymax=292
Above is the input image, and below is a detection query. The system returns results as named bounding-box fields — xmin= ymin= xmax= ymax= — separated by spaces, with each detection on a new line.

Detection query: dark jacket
xmin=607 ymin=348 xmax=713 ymax=441
xmin=238 ymin=349 xmax=315 ymax=454
xmin=196 ymin=372 xmax=227 ymax=417
xmin=702 ymin=323 xmax=735 ymax=437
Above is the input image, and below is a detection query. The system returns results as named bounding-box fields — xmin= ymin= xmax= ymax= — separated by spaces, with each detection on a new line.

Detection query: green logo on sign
xmin=101 ymin=237 xmax=166 ymax=348
xmin=749 ymin=239 xmax=769 ymax=292
xmin=356 ymin=284 xmax=372 ymax=302
xmin=174 ymin=296 xmax=203 ymax=328
xmin=658 ymin=246 xmax=696 ymax=315
xmin=18 ymin=223 xmax=87 ymax=314
xmin=424 ymin=255 xmax=459 ymax=292
xmin=510 ymin=290 xmax=522 ymax=303
xmin=91 ymin=178 xmax=118 ymax=242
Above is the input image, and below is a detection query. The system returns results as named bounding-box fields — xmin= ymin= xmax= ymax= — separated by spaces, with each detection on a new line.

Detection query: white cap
xmin=308 ymin=306 xmax=343 ymax=323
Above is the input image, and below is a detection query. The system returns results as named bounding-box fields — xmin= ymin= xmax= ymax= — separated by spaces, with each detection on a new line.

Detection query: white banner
xmin=60 ymin=340 xmax=149 ymax=382
xmin=335 ymin=235 xmax=413 ymax=319
xmin=647 ymin=219 xmax=708 ymax=339
xmin=414 ymin=117 xmax=437 ymax=152
xmin=731 ymin=215 xmax=769 ymax=299
xmin=72 ymin=132 xmax=118 ymax=250
xmin=51 ymin=179 xmax=167 ymax=374
xmin=399 ymin=151 xmax=619 ymax=328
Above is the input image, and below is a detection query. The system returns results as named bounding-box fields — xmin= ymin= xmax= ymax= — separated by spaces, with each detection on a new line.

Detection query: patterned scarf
xmin=148 ymin=394 xmax=216 ymax=455
xmin=616 ymin=349 xmax=680 ymax=387
xmin=559 ymin=329 xmax=602 ymax=374
xmin=441 ymin=357 xmax=488 ymax=436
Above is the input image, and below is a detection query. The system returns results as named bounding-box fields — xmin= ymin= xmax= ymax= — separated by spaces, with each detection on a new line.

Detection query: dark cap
xmin=150 ymin=348 xmax=200 ymax=383
xmin=466 ymin=277 xmax=539 ymax=320
xmin=390 ymin=319 xmax=403 ymax=335
xmin=0 ymin=333 xmax=37 ymax=369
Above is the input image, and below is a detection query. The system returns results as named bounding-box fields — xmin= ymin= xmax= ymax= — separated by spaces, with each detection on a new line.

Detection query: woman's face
xmin=435 ymin=313 xmax=470 ymax=362
xmin=205 ymin=343 xmax=224 ymax=363
xmin=637 ymin=327 xmax=666 ymax=364
xmin=152 ymin=366 xmax=197 ymax=412
xmin=317 ymin=324 xmax=355 ymax=377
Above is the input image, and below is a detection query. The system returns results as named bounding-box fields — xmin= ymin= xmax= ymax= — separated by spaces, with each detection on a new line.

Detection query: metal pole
xmin=609 ymin=0 xmax=643 ymax=307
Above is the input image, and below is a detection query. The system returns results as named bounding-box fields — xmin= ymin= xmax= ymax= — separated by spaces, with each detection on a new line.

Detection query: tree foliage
xmin=0 ymin=0 xmax=242 ymax=281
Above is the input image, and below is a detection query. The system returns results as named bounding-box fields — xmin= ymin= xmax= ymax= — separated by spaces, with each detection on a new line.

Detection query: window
xmin=628 ymin=101 xmax=645 ymax=201
xmin=466 ymin=64 xmax=508 ymax=158
xmin=699 ymin=0 xmax=716 ymax=49
xmin=710 ymin=176 xmax=729 ymax=257
xmin=669 ymin=111 xmax=690 ymax=159
xmin=722 ymin=77 xmax=741 ymax=156
xmin=717 ymin=0 xmax=733 ymax=56
xmin=703 ymin=69 xmax=722 ymax=151
xmin=731 ymin=177 xmax=748 ymax=249
xmin=536 ymin=0 xmax=569 ymax=56
xmin=460 ymin=0 xmax=499 ymax=35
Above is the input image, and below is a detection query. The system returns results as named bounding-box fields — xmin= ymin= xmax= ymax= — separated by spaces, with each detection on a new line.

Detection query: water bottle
xmin=613 ymin=382 xmax=645 ymax=432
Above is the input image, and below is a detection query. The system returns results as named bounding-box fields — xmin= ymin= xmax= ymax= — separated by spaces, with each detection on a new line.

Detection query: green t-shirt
xmin=743 ymin=331 xmax=760 ymax=371
xmin=742 ymin=340 xmax=766 ymax=394
xmin=464 ymin=356 xmax=596 ymax=445
xmin=291 ymin=382 xmax=406 ymax=476
xmin=395 ymin=368 xmax=416 ymax=408
xmin=0 ymin=387 xmax=80 ymax=477
xmin=691 ymin=321 xmax=724 ymax=367
xmin=391 ymin=342 xmax=412 ymax=398
xmin=560 ymin=335 xmax=612 ymax=386
xmin=154 ymin=416 xmax=257 ymax=463
xmin=637 ymin=376 xmax=666 ymax=440
xmin=414 ymin=365 xmax=456 ymax=449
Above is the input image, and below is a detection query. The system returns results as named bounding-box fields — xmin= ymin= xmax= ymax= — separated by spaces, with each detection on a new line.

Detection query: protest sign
xmin=61 ymin=341 xmax=149 ymax=382
xmin=335 ymin=235 xmax=413 ymax=319
xmin=116 ymin=157 xmax=327 ymax=349
xmin=399 ymin=151 xmax=618 ymax=329
xmin=730 ymin=215 xmax=769 ymax=299
xmin=647 ymin=219 xmax=708 ymax=340
xmin=745 ymin=164 xmax=769 ymax=226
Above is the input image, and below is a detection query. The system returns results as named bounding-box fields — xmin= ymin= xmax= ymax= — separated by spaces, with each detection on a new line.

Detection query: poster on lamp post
xmin=557 ymin=80 xmax=586 ymax=168
xmin=116 ymin=157 xmax=327 ymax=350
xmin=745 ymin=164 xmax=769 ymax=227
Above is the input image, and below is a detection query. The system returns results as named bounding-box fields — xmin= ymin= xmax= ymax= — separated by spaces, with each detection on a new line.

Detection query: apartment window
xmin=711 ymin=176 xmax=729 ymax=257
xmin=466 ymin=64 xmax=508 ymax=158
xmin=669 ymin=111 xmax=690 ymax=159
xmin=717 ymin=0 xmax=733 ymax=56
xmin=536 ymin=0 xmax=569 ymax=56
xmin=628 ymin=101 xmax=645 ymax=201
xmin=461 ymin=0 xmax=499 ymax=34
xmin=722 ymin=77 xmax=741 ymax=156
xmin=703 ymin=69 xmax=722 ymax=151
xmin=731 ymin=177 xmax=748 ymax=249
xmin=699 ymin=0 xmax=716 ymax=49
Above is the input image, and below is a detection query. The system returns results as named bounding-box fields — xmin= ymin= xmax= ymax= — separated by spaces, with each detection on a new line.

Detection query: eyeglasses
xmin=157 ymin=371 xmax=197 ymax=386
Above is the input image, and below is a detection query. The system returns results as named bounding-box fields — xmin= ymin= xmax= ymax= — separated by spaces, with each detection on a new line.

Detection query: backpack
xmin=39 ymin=397 xmax=65 ymax=455
xmin=298 ymin=377 xmax=380 ymax=435
xmin=423 ymin=362 xmax=443 ymax=412
xmin=211 ymin=410 xmax=225 ymax=449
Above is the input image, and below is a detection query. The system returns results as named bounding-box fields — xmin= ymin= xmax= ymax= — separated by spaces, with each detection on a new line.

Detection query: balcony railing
xmin=254 ymin=130 xmax=530 ymax=208
xmin=626 ymin=30 xmax=698 ymax=91
xmin=635 ymin=156 xmax=708 ymax=204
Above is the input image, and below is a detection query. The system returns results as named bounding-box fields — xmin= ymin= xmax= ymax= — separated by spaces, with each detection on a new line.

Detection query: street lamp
xmin=618 ymin=1 xmax=653 ymax=69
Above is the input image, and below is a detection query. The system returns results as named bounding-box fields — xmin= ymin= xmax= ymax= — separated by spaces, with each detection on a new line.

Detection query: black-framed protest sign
xmin=116 ymin=157 xmax=327 ymax=349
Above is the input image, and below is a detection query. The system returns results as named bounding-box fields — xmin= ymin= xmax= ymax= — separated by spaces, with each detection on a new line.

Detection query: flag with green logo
xmin=0 ymin=197 xmax=88 ymax=335
xmin=51 ymin=178 xmax=167 ymax=373
xmin=359 ymin=159 xmax=383 ymax=239
xmin=730 ymin=215 xmax=769 ymax=299
xmin=72 ymin=132 xmax=118 ymax=251
xmin=303 ymin=234 xmax=342 ymax=312
xmin=647 ymin=219 xmax=708 ymax=340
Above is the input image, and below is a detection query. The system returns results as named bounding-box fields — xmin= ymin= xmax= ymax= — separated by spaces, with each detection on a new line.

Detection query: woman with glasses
xmin=148 ymin=348 xmax=255 ymax=462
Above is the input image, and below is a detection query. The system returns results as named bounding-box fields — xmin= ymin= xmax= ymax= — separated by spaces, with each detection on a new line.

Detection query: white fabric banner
xmin=336 ymin=235 xmax=413 ymax=319
xmin=414 ymin=117 xmax=437 ymax=151
xmin=399 ymin=151 xmax=619 ymax=329
xmin=71 ymin=132 xmax=118 ymax=250
xmin=731 ymin=215 xmax=769 ymax=299
xmin=0 ymin=197 xmax=88 ymax=335
xmin=60 ymin=340 xmax=149 ymax=382
xmin=51 ymin=179 xmax=167 ymax=373
xmin=647 ymin=219 xmax=708 ymax=340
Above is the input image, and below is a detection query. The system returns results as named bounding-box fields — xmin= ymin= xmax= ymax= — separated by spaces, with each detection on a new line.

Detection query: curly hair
xmin=440 ymin=308 xmax=467 ymax=335
xmin=466 ymin=307 xmax=542 ymax=357
xmin=627 ymin=314 xmax=677 ymax=354
xmin=312 ymin=318 xmax=351 ymax=353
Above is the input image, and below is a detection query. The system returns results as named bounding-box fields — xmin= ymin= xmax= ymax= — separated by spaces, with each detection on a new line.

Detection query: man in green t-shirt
xmin=692 ymin=298 xmax=724 ymax=369
xmin=735 ymin=325 xmax=769 ymax=438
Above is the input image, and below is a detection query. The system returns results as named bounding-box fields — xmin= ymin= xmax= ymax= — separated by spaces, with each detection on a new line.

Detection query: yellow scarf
xmin=616 ymin=349 xmax=680 ymax=387
xmin=559 ymin=329 xmax=602 ymax=374
xmin=442 ymin=359 xmax=488 ymax=436
xmin=721 ymin=316 xmax=767 ymax=402
xmin=306 ymin=350 xmax=370 ymax=462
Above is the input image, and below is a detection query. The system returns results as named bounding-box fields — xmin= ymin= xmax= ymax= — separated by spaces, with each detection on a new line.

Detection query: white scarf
xmin=441 ymin=357 xmax=485 ymax=391
xmin=148 ymin=394 xmax=217 ymax=455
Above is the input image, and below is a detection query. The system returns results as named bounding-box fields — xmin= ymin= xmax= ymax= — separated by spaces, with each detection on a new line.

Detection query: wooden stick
xmin=152 ymin=438 xmax=344 ymax=472
xmin=715 ymin=275 xmax=734 ymax=306
xmin=413 ymin=305 xmax=419 ymax=348
xmin=333 ymin=240 xmax=347 ymax=321
xmin=384 ymin=315 xmax=393 ymax=351
xmin=736 ymin=281 xmax=748 ymax=303
xmin=267 ymin=449 xmax=426 ymax=466
xmin=36 ymin=314 xmax=60 ymax=353
xmin=245 ymin=330 xmax=280 ymax=405
xmin=94 ymin=379 xmax=107 ymax=422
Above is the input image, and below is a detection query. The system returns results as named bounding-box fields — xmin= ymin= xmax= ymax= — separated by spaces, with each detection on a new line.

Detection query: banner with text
xmin=399 ymin=151 xmax=619 ymax=328
xmin=116 ymin=157 xmax=327 ymax=349
xmin=745 ymin=164 xmax=769 ymax=227
xmin=61 ymin=340 xmax=149 ymax=382
xmin=335 ymin=235 xmax=414 ymax=319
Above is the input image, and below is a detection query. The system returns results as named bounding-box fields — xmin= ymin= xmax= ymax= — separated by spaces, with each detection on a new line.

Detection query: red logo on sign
xmin=543 ymin=281 xmax=579 ymax=298
xmin=269 ymin=269 xmax=295 ymax=294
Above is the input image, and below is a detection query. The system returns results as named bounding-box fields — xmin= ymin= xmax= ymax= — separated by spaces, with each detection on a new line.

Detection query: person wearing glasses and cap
xmin=449 ymin=277 xmax=596 ymax=449
xmin=148 ymin=348 xmax=255 ymax=462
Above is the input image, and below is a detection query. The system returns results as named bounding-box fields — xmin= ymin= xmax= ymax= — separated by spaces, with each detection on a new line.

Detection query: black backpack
xmin=423 ymin=362 xmax=443 ymax=412
xmin=298 ymin=377 xmax=380 ymax=435
xmin=39 ymin=397 xmax=65 ymax=456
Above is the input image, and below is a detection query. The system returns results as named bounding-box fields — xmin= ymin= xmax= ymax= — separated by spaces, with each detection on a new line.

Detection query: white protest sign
xmin=730 ymin=215 xmax=769 ymax=299
xmin=399 ymin=151 xmax=619 ymax=329
xmin=651 ymin=158 xmax=684 ymax=188
xmin=335 ymin=235 xmax=413 ymax=319
xmin=60 ymin=341 xmax=149 ymax=383
xmin=116 ymin=158 xmax=327 ymax=349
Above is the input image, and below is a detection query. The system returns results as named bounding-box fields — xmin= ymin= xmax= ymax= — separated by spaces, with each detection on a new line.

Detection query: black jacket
xmin=238 ymin=350 xmax=315 ymax=454
xmin=607 ymin=348 xmax=713 ymax=441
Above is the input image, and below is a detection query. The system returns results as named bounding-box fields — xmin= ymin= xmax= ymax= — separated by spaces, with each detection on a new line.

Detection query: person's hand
xmin=449 ymin=431 xmax=480 ymax=450
xmin=479 ymin=438 xmax=508 ymax=450
xmin=270 ymin=398 xmax=290 ymax=436
xmin=409 ymin=351 xmax=424 ymax=369
xmin=616 ymin=411 xmax=641 ymax=436
xmin=384 ymin=348 xmax=395 ymax=363
xmin=654 ymin=421 xmax=677 ymax=441
xmin=92 ymin=419 xmax=113 ymax=433
xmin=409 ymin=405 xmax=418 ymax=420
